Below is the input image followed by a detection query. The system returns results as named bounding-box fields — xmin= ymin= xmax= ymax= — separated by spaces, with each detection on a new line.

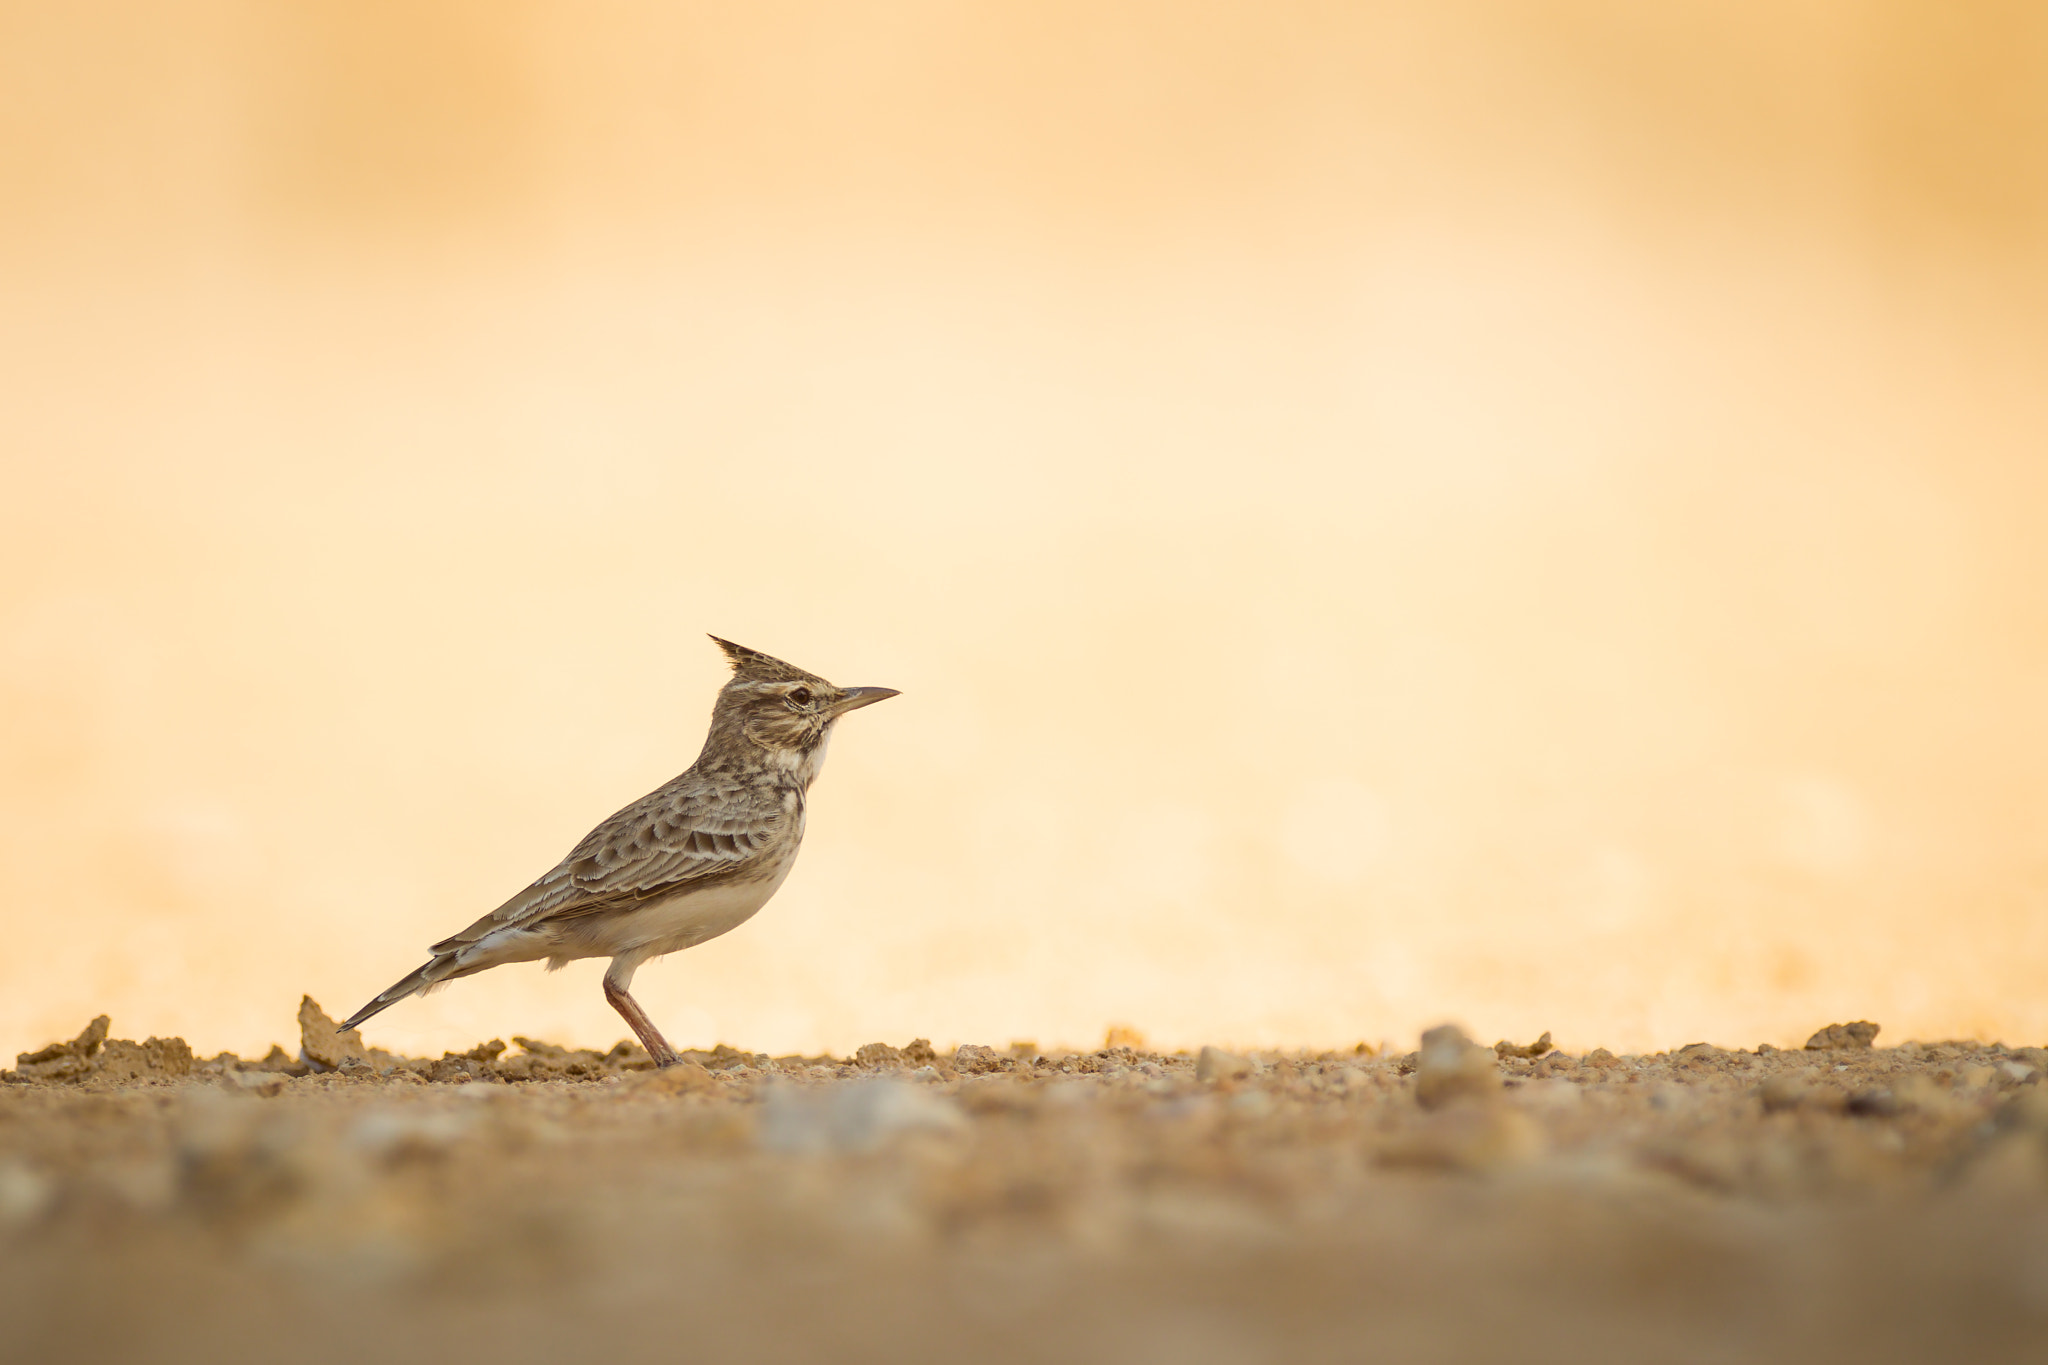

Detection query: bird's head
xmin=704 ymin=635 xmax=899 ymax=777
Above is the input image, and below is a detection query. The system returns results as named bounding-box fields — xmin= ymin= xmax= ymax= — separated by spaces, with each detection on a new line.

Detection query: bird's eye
xmin=788 ymin=687 xmax=814 ymax=708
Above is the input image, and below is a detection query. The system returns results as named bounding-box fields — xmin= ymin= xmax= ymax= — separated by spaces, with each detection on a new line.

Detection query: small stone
xmin=1494 ymin=1031 xmax=1553 ymax=1059
xmin=1195 ymin=1046 xmax=1254 ymax=1082
xmin=94 ymin=1037 xmax=195 ymax=1082
xmin=251 ymin=1045 xmax=298 ymax=1073
xmin=12 ymin=1016 xmax=112 ymax=1082
xmin=510 ymin=1036 xmax=617 ymax=1077
xmin=298 ymin=996 xmax=369 ymax=1071
xmin=1803 ymin=1021 xmax=1880 ymax=1051
xmin=1104 ymin=1024 xmax=1147 ymax=1050
xmin=854 ymin=1042 xmax=904 ymax=1069
xmin=423 ymin=1057 xmax=478 ymax=1084
xmin=15 ymin=1015 xmax=110 ymax=1068
xmin=952 ymin=1044 xmax=1002 ymax=1074
xmin=1415 ymin=1024 xmax=1500 ymax=1110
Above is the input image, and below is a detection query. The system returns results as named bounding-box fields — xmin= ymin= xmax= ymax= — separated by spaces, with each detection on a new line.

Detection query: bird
xmin=341 ymin=636 xmax=898 ymax=1067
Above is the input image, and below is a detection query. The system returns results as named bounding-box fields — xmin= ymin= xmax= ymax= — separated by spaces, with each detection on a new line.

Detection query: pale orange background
xmin=5 ymin=3 xmax=2047 ymax=1060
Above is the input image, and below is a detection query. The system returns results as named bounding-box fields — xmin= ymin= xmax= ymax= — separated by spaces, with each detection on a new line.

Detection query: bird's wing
xmin=429 ymin=775 xmax=791 ymax=953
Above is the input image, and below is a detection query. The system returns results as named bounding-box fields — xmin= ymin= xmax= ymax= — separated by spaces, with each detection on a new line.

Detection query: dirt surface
xmin=5 ymin=1004 xmax=2048 ymax=1365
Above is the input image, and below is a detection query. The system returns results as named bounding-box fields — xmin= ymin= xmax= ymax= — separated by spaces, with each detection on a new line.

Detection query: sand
xmin=4 ymin=1003 xmax=2047 ymax=1365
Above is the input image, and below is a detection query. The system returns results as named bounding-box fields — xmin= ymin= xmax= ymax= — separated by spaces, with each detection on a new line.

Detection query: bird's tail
xmin=341 ymin=959 xmax=450 ymax=1032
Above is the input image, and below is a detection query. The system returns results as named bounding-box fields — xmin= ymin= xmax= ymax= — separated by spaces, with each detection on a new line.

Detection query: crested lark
xmin=342 ymin=637 xmax=897 ymax=1066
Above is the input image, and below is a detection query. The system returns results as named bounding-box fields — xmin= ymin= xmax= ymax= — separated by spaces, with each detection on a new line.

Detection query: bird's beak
xmin=830 ymin=686 xmax=900 ymax=715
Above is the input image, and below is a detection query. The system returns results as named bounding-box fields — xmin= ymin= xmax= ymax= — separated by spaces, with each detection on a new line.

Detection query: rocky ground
xmin=4 ymin=1003 xmax=2047 ymax=1365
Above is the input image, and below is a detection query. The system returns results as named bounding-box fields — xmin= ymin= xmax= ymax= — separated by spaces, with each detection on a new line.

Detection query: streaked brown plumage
xmin=342 ymin=636 xmax=897 ymax=1066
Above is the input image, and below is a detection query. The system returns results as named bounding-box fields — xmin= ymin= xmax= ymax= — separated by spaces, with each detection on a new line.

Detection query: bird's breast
xmin=603 ymin=837 xmax=803 ymax=961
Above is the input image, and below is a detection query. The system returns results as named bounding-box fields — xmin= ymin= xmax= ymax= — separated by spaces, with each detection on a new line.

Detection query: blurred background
xmin=3 ymin=2 xmax=2046 ymax=1061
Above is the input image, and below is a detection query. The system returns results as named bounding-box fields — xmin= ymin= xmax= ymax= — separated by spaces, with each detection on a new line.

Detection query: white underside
xmin=451 ymin=847 xmax=799 ymax=990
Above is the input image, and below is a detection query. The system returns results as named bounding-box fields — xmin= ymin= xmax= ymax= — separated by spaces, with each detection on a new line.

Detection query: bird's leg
xmin=603 ymin=965 xmax=684 ymax=1068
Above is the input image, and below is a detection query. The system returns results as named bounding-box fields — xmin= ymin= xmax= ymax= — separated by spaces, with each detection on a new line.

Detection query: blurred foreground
xmin=4 ymin=1006 xmax=2047 ymax=1364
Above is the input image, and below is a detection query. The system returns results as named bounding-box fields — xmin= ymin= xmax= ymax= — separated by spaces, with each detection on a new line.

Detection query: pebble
xmin=1494 ymin=1031 xmax=1554 ymax=1059
xmin=952 ymin=1045 xmax=1001 ymax=1074
xmin=297 ymin=996 xmax=371 ymax=1071
xmin=1804 ymin=1021 xmax=1881 ymax=1051
xmin=1414 ymin=1024 xmax=1501 ymax=1110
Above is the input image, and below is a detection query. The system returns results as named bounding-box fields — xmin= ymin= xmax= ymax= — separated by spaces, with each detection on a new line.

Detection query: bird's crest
xmin=709 ymin=635 xmax=819 ymax=684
